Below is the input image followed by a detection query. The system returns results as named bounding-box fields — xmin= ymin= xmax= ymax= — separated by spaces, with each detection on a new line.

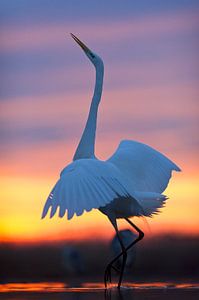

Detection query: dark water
xmin=0 ymin=282 xmax=198 ymax=300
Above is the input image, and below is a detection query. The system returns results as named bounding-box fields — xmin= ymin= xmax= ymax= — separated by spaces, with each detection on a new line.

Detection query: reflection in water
xmin=0 ymin=282 xmax=67 ymax=293
xmin=104 ymin=288 xmax=133 ymax=300
xmin=0 ymin=282 xmax=198 ymax=300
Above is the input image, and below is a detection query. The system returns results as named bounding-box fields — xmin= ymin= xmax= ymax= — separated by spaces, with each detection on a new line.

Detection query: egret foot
xmin=104 ymin=263 xmax=121 ymax=288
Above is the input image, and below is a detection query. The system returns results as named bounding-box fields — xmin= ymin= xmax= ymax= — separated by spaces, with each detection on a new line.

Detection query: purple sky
xmin=0 ymin=0 xmax=199 ymax=242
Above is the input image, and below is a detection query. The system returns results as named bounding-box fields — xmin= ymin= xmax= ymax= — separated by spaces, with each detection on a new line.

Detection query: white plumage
xmin=42 ymin=159 xmax=132 ymax=220
xmin=42 ymin=139 xmax=179 ymax=220
xmin=41 ymin=34 xmax=180 ymax=288
xmin=108 ymin=140 xmax=180 ymax=193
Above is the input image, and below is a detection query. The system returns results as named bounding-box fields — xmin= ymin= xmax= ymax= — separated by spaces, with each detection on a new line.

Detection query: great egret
xmin=42 ymin=34 xmax=181 ymax=288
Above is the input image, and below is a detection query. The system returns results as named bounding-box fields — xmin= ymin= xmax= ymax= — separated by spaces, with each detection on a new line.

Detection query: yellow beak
xmin=70 ymin=33 xmax=91 ymax=53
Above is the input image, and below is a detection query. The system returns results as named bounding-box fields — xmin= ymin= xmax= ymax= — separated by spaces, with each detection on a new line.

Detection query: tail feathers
xmin=134 ymin=191 xmax=168 ymax=217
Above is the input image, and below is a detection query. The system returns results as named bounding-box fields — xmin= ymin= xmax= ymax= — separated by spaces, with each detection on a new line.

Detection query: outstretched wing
xmin=107 ymin=140 xmax=181 ymax=193
xmin=42 ymin=159 xmax=134 ymax=220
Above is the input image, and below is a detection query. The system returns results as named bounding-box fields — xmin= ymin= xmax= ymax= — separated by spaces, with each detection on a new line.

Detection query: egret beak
xmin=70 ymin=33 xmax=91 ymax=54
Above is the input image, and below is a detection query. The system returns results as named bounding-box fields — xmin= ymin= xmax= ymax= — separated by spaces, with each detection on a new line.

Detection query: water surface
xmin=0 ymin=282 xmax=198 ymax=300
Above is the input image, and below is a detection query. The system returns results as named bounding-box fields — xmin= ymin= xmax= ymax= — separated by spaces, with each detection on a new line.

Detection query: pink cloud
xmin=1 ymin=84 xmax=197 ymax=179
xmin=1 ymin=9 xmax=198 ymax=52
xmin=1 ymin=81 xmax=197 ymax=125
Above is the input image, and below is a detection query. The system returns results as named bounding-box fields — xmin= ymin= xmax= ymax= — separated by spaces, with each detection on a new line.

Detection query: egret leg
xmin=104 ymin=218 xmax=144 ymax=289
xmin=125 ymin=218 xmax=145 ymax=241
xmin=104 ymin=218 xmax=127 ymax=289
xmin=116 ymin=227 xmax=127 ymax=288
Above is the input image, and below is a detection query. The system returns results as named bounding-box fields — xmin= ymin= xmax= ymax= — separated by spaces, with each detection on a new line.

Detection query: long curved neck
xmin=73 ymin=63 xmax=104 ymax=160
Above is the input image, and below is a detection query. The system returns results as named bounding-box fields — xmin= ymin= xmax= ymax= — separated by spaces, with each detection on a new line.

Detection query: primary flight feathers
xmin=42 ymin=159 xmax=132 ymax=220
xmin=108 ymin=140 xmax=181 ymax=193
xmin=42 ymin=140 xmax=180 ymax=220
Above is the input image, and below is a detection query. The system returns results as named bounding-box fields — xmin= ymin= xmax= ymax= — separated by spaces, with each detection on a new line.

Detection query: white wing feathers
xmin=42 ymin=140 xmax=180 ymax=220
xmin=42 ymin=159 xmax=133 ymax=220
xmin=107 ymin=140 xmax=181 ymax=194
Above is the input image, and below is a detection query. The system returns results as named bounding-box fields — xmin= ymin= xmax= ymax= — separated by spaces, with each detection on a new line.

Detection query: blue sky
xmin=1 ymin=0 xmax=198 ymax=24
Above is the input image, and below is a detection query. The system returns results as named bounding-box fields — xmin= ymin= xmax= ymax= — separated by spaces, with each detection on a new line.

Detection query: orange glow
xmin=0 ymin=281 xmax=198 ymax=292
xmin=0 ymin=282 xmax=66 ymax=293
xmin=0 ymin=168 xmax=198 ymax=244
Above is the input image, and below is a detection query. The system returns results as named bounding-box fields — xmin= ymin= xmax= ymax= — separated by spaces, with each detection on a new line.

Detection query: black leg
xmin=104 ymin=218 xmax=127 ymax=289
xmin=125 ymin=218 xmax=145 ymax=242
xmin=104 ymin=218 xmax=144 ymax=289
xmin=116 ymin=229 xmax=127 ymax=289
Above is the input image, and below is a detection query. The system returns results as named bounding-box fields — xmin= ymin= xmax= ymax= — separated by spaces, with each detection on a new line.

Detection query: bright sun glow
xmin=1 ymin=170 xmax=198 ymax=243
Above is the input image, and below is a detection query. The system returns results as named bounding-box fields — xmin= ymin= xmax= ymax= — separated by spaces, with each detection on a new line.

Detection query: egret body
xmin=42 ymin=34 xmax=180 ymax=288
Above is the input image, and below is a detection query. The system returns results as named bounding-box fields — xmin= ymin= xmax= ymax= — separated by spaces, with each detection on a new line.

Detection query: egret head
xmin=71 ymin=33 xmax=103 ymax=69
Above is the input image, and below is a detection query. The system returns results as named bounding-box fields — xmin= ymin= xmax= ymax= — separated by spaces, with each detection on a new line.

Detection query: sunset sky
xmin=0 ymin=0 xmax=198 ymax=243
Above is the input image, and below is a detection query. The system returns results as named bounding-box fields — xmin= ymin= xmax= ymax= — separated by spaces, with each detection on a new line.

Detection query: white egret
xmin=42 ymin=34 xmax=181 ymax=288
